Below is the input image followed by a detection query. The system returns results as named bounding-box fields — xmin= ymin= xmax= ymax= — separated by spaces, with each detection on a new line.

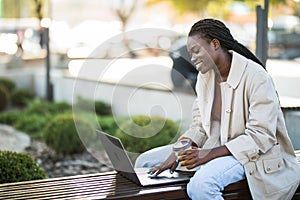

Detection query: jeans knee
xmin=134 ymin=153 xmax=148 ymax=168
xmin=134 ymin=145 xmax=173 ymax=168
xmin=187 ymin=177 xmax=222 ymax=200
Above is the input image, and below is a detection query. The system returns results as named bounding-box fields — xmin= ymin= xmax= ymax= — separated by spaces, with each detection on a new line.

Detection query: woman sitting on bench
xmin=135 ymin=18 xmax=300 ymax=200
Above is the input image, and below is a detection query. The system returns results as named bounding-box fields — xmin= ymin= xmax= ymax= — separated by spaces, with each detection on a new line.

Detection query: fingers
xmin=178 ymin=148 xmax=201 ymax=169
xmin=169 ymin=158 xmax=179 ymax=174
xmin=148 ymin=166 xmax=159 ymax=175
xmin=148 ymin=167 xmax=165 ymax=176
xmin=148 ymin=163 xmax=168 ymax=176
xmin=180 ymin=157 xmax=198 ymax=169
xmin=148 ymin=160 xmax=179 ymax=176
xmin=177 ymin=148 xmax=194 ymax=158
xmin=148 ymin=152 xmax=179 ymax=176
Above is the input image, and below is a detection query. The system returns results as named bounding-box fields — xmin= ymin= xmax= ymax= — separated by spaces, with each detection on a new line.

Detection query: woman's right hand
xmin=148 ymin=151 xmax=178 ymax=176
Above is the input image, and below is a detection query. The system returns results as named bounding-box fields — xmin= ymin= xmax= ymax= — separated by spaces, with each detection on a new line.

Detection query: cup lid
xmin=173 ymin=139 xmax=191 ymax=151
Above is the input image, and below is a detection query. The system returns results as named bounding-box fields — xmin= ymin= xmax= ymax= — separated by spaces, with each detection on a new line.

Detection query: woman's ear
xmin=211 ymin=39 xmax=220 ymax=50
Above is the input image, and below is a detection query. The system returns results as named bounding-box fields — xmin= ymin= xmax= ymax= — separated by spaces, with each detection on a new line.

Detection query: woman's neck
xmin=216 ymin=52 xmax=232 ymax=82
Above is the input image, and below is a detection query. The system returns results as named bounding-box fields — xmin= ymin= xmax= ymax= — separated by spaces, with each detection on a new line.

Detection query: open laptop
xmin=96 ymin=130 xmax=191 ymax=186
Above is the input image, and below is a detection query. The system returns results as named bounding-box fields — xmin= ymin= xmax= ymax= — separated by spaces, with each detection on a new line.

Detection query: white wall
xmin=52 ymin=74 xmax=195 ymax=130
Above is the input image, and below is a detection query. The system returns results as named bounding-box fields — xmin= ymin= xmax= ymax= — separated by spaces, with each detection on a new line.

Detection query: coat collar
xmin=226 ymin=51 xmax=248 ymax=89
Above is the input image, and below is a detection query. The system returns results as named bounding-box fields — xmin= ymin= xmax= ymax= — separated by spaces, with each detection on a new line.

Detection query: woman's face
xmin=187 ymin=35 xmax=217 ymax=74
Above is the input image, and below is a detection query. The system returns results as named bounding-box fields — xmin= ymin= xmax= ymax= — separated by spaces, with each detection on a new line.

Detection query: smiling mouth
xmin=194 ymin=60 xmax=203 ymax=66
xmin=194 ymin=61 xmax=203 ymax=70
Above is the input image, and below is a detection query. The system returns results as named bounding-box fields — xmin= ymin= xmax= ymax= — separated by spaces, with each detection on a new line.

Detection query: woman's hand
xmin=179 ymin=146 xmax=231 ymax=169
xmin=178 ymin=147 xmax=210 ymax=169
xmin=148 ymin=152 xmax=179 ymax=176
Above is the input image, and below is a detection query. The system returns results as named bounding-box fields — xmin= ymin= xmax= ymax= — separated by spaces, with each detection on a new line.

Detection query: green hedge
xmin=0 ymin=110 xmax=21 ymax=126
xmin=97 ymin=115 xmax=128 ymax=135
xmin=11 ymin=89 xmax=34 ymax=107
xmin=0 ymin=85 xmax=9 ymax=112
xmin=43 ymin=113 xmax=94 ymax=154
xmin=25 ymin=99 xmax=71 ymax=116
xmin=115 ymin=115 xmax=180 ymax=153
xmin=0 ymin=99 xmax=72 ymax=138
xmin=0 ymin=77 xmax=16 ymax=93
xmin=75 ymin=96 xmax=111 ymax=116
xmin=95 ymin=100 xmax=111 ymax=115
xmin=0 ymin=151 xmax=46 ymax=184
xmin=14 ymin=114 xmax=49 ymax=139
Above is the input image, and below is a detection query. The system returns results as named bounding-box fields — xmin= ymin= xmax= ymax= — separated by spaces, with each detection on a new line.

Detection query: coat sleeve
xmin=225 ymin=71 xmax=279 ymax=165
xmin=180 ymin=99 xmax=208 ymax=147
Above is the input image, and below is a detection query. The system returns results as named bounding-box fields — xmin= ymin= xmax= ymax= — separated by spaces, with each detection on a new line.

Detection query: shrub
xmin=11 ymin=88 xmax=34 ymax=106
xmin=43 ymin=113 xmax=94 ymax=154
xmin=0 ymin=151 xmax=46 ymax=184
xmin=14 ymin=114 xmax=49 ymax=139
xmin=25 ymin=99 xmax=71 ymax=116
xmin=0 ymin=77 xmax=16 ymax=93
xmin=115 ymin=115 xmax=180 ymax=153
xmin=0 ymin=110 xmax=23 ymax=126
xmin=76 ymin=96 xmax=111 ymax=116
xmin=0 ymin=85 xmax=9 ymax=112
xmin=95 ymin=100 xmax=111 ymax=116
xmin=97 ymin=116 xmax=128 ymax=135
xmin=49 ymin=101 xmax=72 ymax=113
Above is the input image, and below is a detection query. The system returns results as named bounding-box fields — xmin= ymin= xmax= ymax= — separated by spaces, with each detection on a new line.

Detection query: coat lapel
xmin=227 ymin=51 xmax=248 ymax=89
xmin=196 ymin=70 xmax=215 ymax=136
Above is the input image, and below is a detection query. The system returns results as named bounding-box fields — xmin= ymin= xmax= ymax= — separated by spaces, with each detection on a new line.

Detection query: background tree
xmin=33 ymin=0 xmax=43 ymax=21
xmin=146 ymin=0 xmax=290 ymax=20
xmin=33 ymin=0 xmax=45 ymax=48
xmin=110 ymin=0 xmax=138 ymax=57
xmin=0 ymin=0 xmax=48 ymax=18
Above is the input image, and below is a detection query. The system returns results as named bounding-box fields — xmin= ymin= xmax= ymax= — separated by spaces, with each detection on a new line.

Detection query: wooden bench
xmin=0 ymin=151 xmax=299 ymax=200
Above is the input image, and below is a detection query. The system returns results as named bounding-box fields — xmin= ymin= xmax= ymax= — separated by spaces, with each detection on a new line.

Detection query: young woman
xmin=135 ymin=18 xmax=300 ymax=200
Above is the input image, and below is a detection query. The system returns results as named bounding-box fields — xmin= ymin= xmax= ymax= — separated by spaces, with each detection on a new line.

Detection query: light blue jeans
xmin=135 ymin=144 xmax=245 ymax=200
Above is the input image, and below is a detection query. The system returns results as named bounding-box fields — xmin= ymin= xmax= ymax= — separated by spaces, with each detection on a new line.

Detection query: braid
xmin=188 ymin=18 xmax=265 ymax=69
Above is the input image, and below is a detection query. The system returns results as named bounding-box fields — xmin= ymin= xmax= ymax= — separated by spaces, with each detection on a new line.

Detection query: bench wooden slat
xmin=0 ymin=172 xmax=189 ymax=200
xmin=0 ymin=153 xmax=299 ymax=199
xmin=0 ymin=172 xmax=115 ymax=190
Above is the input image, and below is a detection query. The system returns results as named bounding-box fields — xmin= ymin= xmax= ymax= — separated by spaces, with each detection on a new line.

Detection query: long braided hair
xmin=188 ymin=18 xmax=265 ymax=69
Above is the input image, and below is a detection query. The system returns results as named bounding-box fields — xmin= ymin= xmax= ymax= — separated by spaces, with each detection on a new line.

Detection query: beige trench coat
xmin=182 ymin=51 xmax=300 ymax=200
